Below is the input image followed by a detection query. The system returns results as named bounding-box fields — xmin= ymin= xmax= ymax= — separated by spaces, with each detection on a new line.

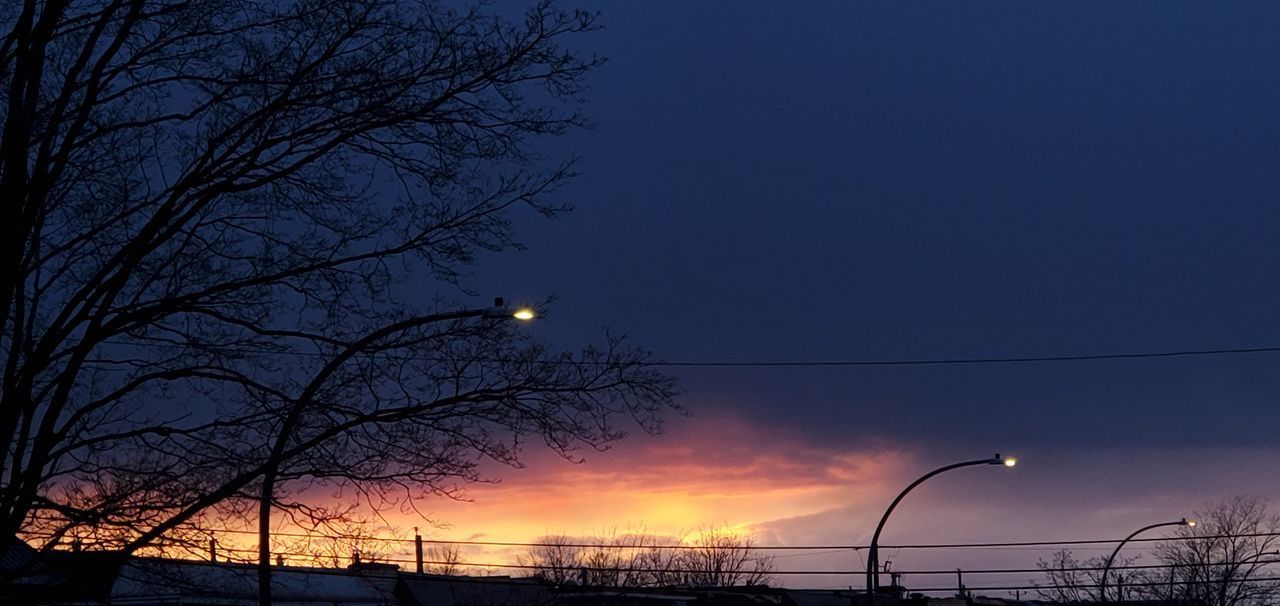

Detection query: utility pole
xmin=415 ymin=528 xmax=424 ymax=574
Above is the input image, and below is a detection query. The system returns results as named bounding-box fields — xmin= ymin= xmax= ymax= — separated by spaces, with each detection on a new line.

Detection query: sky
xmin=367 ymin=1 xmax=1280 ymax=592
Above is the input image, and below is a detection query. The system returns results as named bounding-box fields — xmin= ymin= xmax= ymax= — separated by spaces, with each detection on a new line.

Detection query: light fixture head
xmin=990 ymin=453 xmax=1017 ymax=467
xmin=512 ymin=307 xmax=536 ymax=321
xmin=1184 ymin=518 xmax=1196 ymax=527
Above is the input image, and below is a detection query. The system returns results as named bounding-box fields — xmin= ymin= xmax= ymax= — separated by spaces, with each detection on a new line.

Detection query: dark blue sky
xmin=468 ymin=2 xmax=1280 ymax=454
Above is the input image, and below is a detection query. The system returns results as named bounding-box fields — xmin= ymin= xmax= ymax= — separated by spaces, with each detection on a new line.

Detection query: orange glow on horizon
xmin=32 ymin=414 xmax=918 ymax=572
xmin=388 ymin=415 xmax=916 ymax=548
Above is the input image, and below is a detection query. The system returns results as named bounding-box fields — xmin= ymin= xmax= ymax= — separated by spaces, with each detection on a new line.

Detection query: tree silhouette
xmin=1147 ymin=497 xmax=1280 ymax=606
xmin=1037 ymin=498 xmax=1280 ymax=606
xmin=521 ymin=527 xmax=774 ymax=588
xmin=0 ymin=1 xmax=677 ymax=603
xmin=1034 ymin=549 xmax=1140 ymax=603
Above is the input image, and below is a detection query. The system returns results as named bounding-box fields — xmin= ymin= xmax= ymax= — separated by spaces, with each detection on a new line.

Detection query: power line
xmin=873 ymin=559 xmax=1280 ymax=576
xmin=27 ymin=515 xmax=1280 ymax=552
xmin=31 ymin=526 xmax=1280 ymax=577
xmin=188 ymin=546 xmax=1280 ymax=577
xmin=201 ymin=527 xmax=850 ymax=550
xmin=31 ymin=535 xmax=1280 ymax=586
xmin=652 ymin=346 xmax=1280 ymax=367
xmin=150 ymin=525 xmax=1280 ymax=551
xmin=882 ymin=532 xmax=1280 ymax=550
xmin=907 ymin=575 xmax=1280 ymax=594
xmin=95 ymin=553 xmax=1280 ymax=593
xmin=96 ymin=339 xmax=1280 ymax=368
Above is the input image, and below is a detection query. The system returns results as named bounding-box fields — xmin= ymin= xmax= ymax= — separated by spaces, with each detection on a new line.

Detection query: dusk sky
xmin=378 ymin=1 xmax=1280 ymax=591
xmin=16 ymin=1 xmax=1280 ymax=602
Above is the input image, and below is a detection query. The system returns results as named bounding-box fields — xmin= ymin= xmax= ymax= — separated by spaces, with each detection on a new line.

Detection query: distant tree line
xmin=519 ymin=526 xmax=775 ymax=588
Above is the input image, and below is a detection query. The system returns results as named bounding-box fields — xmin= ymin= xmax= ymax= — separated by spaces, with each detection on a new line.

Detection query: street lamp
xmin=865 ymin=454 xmax=1016 ymax=600
xmin=256 ymin=296 xmax=534 ymax=606
xmin=1099 ymin=518 xmax=1194 ymax=604
xmin=486 ymin=297 xmax=536 ymax=320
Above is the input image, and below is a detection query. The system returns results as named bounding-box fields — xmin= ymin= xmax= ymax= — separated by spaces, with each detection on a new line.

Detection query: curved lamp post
xmin=1099 ymin=518 xmax=1194 ymax=604
xmin=865 ymin=454 xmax=1016 ymax=599
xmin=255 ymin=298 xmax=534 ymax=606
xmin=1231 ymin=550 xmax=1280 ymax=567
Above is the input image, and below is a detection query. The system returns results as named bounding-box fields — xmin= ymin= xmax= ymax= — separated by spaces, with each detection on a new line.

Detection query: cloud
xmin=275 ymin=411 xmax=1280 ymax=591
xmin=399 ymin=412 xmax=917 ymax=543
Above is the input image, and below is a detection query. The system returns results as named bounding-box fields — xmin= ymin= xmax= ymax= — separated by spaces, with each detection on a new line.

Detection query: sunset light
xmin=8 ymin=1 xmax=1280 ymax=603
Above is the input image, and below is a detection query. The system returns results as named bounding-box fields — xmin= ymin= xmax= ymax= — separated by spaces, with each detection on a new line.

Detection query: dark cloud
xmin=466 ymin=2 xmax=1280 ymax=452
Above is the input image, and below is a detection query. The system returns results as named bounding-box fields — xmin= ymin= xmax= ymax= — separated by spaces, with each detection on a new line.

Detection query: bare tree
xmin=1145 ymin=497 xmax=1280 ymax=606
xmin=522 ymin=534 xmax=584 ymax=586
xmin=675 ymin=527 xmax=773 ymax=588
xmin=423 ymin=542 xmax=464 ymax=576
xmin=1034 ymin=549 xmax=1141 ymax=603
xmin=580 ymin=532 xmax=676 ymax=588
xmin=628 ymin=536 xmax=685 ymax=588
xmin=0 ymin=0 xmax=677 ymax=602
xmin=521 ymin=527 xmax=774 ymax=588
xmin=1039 ymin=499 xmax=1280 ymax=606
xmin=270 ymin=516 xmax=407 ymax=569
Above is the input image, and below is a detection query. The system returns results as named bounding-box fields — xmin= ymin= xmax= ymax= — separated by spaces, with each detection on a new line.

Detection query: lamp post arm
xmin=1100 ymin=519 xmax=1187 ymax=604
xmin=256 ymin=301 xmax=528 ymax=606
xmin=1218 ymin=550 xmax=1280 ymax=606
xmin=865 ymin=457 xmax=1000 ymax=595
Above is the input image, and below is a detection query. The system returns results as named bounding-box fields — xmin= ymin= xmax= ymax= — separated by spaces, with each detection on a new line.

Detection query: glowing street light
xmin=866 ymin=454 xmax=1017 ymax=601
xmin=1100 ymin=517 xmax=1195 ymax=604
xmin=482 ymin=298 xmax=536 ymax=321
